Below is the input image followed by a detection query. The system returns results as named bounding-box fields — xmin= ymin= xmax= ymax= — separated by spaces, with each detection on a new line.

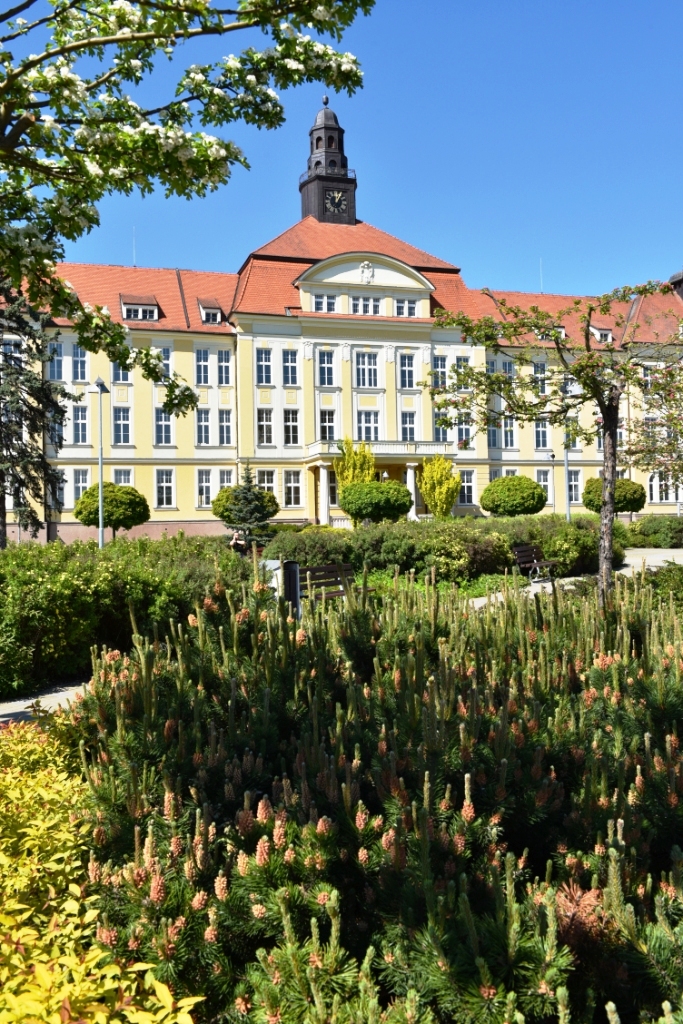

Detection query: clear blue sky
xmin=65 ymin=0 xmax=683 ymax=296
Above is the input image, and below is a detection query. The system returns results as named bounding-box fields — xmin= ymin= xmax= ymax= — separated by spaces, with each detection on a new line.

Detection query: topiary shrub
xmin=480 ymin=475 xmax=547 ymax=517
xmin=262 ymin=527 xmax=355 ymax=567
xmin=339 ymin=480 xmax=413 ymax=527
xmin=74 ymin=481 xmax=150 ymax=538
xmin=582 ymin=476 xmax=646 ymax=515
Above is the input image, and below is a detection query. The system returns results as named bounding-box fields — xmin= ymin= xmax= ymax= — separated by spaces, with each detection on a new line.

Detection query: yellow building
xmin=26 ymin=99 xmax=683 ymax=542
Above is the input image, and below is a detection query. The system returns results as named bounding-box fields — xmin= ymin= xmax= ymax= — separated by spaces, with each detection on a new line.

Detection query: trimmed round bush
xmin=582 ymin=476 xmax=646 ymax=515
xmin=74 ymin=481 xmax=150 ymax=537
xmin=480 ymin=475 xmax=547 ymax=517
xmin=339 ymin=480 xmax=413 ymax=526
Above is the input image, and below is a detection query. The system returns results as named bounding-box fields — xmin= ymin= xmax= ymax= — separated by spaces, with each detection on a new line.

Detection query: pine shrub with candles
xmin=52 ymin=551 xmax=683 ymax=1024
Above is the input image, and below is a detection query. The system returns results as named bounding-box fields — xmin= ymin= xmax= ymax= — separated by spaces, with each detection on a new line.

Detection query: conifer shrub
xmin=49 ymin=569 xmax=683 ymax=1024
xmin=480 ymin=474 xmax=548 ymax=516
xmin=74 ymin=480 xmax=151 ymax=538
xmin=582 ymin=476 xmax=647 ymax=516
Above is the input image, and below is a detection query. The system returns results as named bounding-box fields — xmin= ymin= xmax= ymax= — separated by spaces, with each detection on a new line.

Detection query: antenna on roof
xmin=322 ymin=94 xmax=329 ymax=106
xmin=133 ymin=226 xmax=136 ymax=268
xmin=539 ymin=257 xmax=543 ymax=294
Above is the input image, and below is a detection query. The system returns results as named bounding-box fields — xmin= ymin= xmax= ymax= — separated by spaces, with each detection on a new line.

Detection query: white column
xmin=318 ymin=462 xmax=330 ymax=525
xmin=406 ymin=462 xmax=418 ymax=520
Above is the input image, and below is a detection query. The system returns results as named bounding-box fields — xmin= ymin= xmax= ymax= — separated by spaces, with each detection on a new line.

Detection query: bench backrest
xmin=300 ymin=563 xmax=355 ymax=593
xmin=512 ymin=544 xmax=544 ymax=565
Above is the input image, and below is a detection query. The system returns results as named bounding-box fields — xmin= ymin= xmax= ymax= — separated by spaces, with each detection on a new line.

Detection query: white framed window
xmin=123 ymin=305 xmax=156 ymax=321
xmin=156 ymin=469 xmax=174 ymax=508
xmin=489 ymin=467 xmax=502 ymax=482
xmin=503 ymin=416 xmax=515 ymax=449
xmin=257 ymin=470 xmax=275 ymax=493
xmin=329 ymin=470 xmax=338 ymax=506
xmin=161 ymin=347 xmax=171 ymax=377
xmin=356 ymin=352 xmax=378 ymax=388
xmin=155 ymin=408 xmax=172 ymax=446
xmin=505 ymin=468 xmax=517 ymax=477
xmin=599 ymin=330 xmax=612 ymax=344
xmin=536 ymin=469 xmax=549 ymax=499
xmin=48 ymin=342 xmax=63 ymax=380
xmin=198 ymin=469 xmax=212 ymax=507
xmin=502 ymin=360 xmax=515 ymax=378
xmin=283 ymin=350 xmax=298 ymax=386
xmin=457 ymin=416 xmax=471 ymax=449
xmin=319 ymin=350 xmax=334 ymax=386
xmin=534 ymin=419 xmax=548 ymax=449
xmin=649 ymin=473 xmax=676 ymax=503
xmin=72 ymin=344 xmax=87 ymax=382
xmin=486 ymin=359 xmax=496 ymax=375
xmin=73 ymin=405 xmax=87 ymax=444
xmin=401 ymin=411 xmax=415 ymax=441
xmin=432 ymin=355 xmax=446 ymax=388
xmin=568 ymin=469 xmax=581 ymax=504
xmin=218 ymin=350 xmax=230 ymax=386
xmin=283 ymin=409 xmax=299 ymax=446
xmin=74 ymin=468 xmax=89 ymax=502
xmin=113 ymin=362 xmax=129 ymax=383
xmin=357 ymin=410 xmax=379 ymax=442
xmin=326 ymin=295 xmax=336 ymax=313
xmin=320 ymin=410 xmax=335 ymax=441
xmin=284 ymin=470 xmax=301 ymax=507
xmin=256 ymin=348 xmax=271 ymax=385
xmin=434 ymin=411 xmax=447 ymax=443
xmin=219 ymin=469 xmax=233 ymax=490
xmin=195 ymin=349 xmax=209 ymax=386
xmin=202 ymin=308 xmax=220 ymax=324
xmin=196 ymin=409 xmax=210 ymax=446
xmin=49 ymin=472 xmax=65 ymax=509
xmin=642 ymin=366 xmax=653 ymax=391
xmin=400 ymin=354 xmax=414 ymax=389
xmin=114 ymin=469 xmax=131 ymax=486
xmin=219 ymin=409 xmax=231 ymax=445
xmin=488 ymin=420 xmax=499 ymax=448
xmin=459 ymin=470 xmax=474 ymax=505
xmin=113 ymin=406 xmax=130 ymax=445
xmin=257 ymin=408 xmax=273 ymax=445
xmin=396 ymin=299 xmax=417 ymax=317
xmin=314 ymin=294 xmax=324 ymax=312
xmin=351 ymin=296 xmax=380 ymax=315
xmin=533 ymin=362 xmax=547 ymax=395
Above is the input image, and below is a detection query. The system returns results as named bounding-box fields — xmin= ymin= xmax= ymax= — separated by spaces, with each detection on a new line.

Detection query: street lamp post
xmin=92 ymin=377 xmax=109 ymax=549
xmin=547 ymin=451 xmax=556 ymax=510
xmin=564 ymin=433 xmax=571 ymax=523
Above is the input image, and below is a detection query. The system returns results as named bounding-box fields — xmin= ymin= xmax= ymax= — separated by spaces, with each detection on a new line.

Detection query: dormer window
xmin=121 ymin=294 xmax=158 ymax=321
xmin=599 ymin=330 xmax=612 ymax=344
xmin=198 ymin=298 xmax=223 ymax=325
xmin=396 ymin=299 xmax=417 ymax=317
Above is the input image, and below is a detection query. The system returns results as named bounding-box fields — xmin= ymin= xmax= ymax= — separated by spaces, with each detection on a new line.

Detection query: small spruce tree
xmin=212 ymin=463 xmax=279 ymax=547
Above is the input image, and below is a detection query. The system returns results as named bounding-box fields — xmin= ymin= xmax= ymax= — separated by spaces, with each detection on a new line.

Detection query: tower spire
xmin=299 ymin=99 xmax=357 ymax=224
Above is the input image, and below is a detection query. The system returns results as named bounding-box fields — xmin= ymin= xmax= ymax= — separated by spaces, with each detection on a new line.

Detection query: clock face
xmin=325 ymin=190 xmax=347 ymax=214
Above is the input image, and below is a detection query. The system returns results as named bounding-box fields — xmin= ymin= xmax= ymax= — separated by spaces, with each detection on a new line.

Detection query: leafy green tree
xmin=212 ymin=463 xmax=279 ymax=546
xmin=582 ymin=477 xmax=646 ymax=515
xmin=339 ymin=480 xmax=412 ymax=527
xmin=432 ymin=285 xmax=683 ymax=604
xmin=74 ymin=481 xmax=150 ymax=538
xmin=417 ymin=455 xmax=460 ymax=519
xmin=621 ymin=364 xmax=683 ymax=492
xmin=0 ymin=0 xmax=371 ymax=412
xmin=0 ymin=288 xmax=68 ymax=547
xmin=480 ymin=475 xmax=547 ymax=517
xmin=333 ymin=437 xmax=376 ymax=490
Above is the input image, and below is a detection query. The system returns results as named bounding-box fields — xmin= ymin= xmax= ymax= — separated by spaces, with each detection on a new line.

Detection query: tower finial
xmin=322 ymin=94 xmax=329 ymax=106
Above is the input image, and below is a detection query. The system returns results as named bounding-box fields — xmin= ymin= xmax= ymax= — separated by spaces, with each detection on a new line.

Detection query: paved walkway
xmin=2 ymin=548 xmax=681 ymax=723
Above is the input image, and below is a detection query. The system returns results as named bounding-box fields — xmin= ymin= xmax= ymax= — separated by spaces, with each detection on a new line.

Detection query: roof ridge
xmin=59 ymin=260 xmax=238 ymax=277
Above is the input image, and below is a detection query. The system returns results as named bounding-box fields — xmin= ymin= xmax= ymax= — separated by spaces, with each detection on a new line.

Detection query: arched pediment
xmin=295 ymin=252 xmax=434 ymax=293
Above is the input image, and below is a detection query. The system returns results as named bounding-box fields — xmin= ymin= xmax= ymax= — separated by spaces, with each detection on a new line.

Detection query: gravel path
xmin=2 ymin=547 xmax=681 ymax=722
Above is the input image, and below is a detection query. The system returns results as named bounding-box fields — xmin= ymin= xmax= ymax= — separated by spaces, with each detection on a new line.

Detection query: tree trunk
xmin=0 ymin=470 xmax=6 ymax=550
xmin=599 ymin=401 xmax=619 ymax=608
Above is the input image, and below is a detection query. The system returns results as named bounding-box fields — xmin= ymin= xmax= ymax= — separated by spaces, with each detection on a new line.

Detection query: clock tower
xmin=299 ymin=97 xmax=357 ymax=224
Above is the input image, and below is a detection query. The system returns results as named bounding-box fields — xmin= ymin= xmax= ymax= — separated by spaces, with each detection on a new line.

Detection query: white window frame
xmin=283 ymin=350 xmax=298 ymax=386
xmin=320 ymin=409 xmax=335 ymax=441
xmin=256 ymin=348 xmax=272 ymax=385
xmin=113 ymin=405 xmax=131 ymax=445
xmin=357 ymin=410 xmax=379 ymax=442
xmin=123 ymin=305 xmax=157 ymax=321
xmin=400 ymin=354 xmax=414 ymax=389
xmin=73 ymin=405 xmax=88 ymax=445
xmin=113 ymin=468 xmax=132 ymax=487
xmin=218 ymin=349 xmax=231 ymax=386
xmin=459 ymin=470 xmax=474 ymax=506
xmin=536 ymin=468 xmax=550 ymax=500
xmin=503 ymin=416 xmax=515 ymax=449
xmin=195 ymin=349 xmax=209 ymax=386
xmin=155 ymin=408 xmax=172 ymax=446
xmin=283 ymin=409 xmax=299 ymax=446
xmin=72 ymin=344 xmax=87 ymax=382
xmin=201 ymin=307 xmax=220 ymax=324
xmin=219 ymin=409 xmax=232 ymax=446
xmin=534 ymin=418 xmax=548 ymax=450
xmin=257 ymin=470 xmax=275 ymax=493
xmin=356 ymin=352 xmax=378 ymax=389
xmin=284 ymin=470 xmax=302 ymax=507
xmin=567 ymin=469 xmax=581 ymax=504
xmin=161 ymin=347 xmax=172 ymax=377
xmin=197 ymin=468 xmax=212 ymax=507
xmin=319 ymin=350 xmax=334 ymax=387
xmin=113 ymin=361 xmax=130 ymax=384
xmin=434 ymin=411 xmax=447 ymax=443
xmin=156 ymin=468 xmax=175 ymax=508
xmin=48 ymin=342 xmax=63 ymax=381
xmin=257 ymin=408 xmax=273 ymax=445
xmin=74 ymin=468 xmax=89 ymax=504
xmin=219 ymin=469 xmax=233 ymax=490
xmin=401 ymin=411 xmax=415 ymax=441
xmin=196 ymin=409 xmax=210 ymax=446
xmin=432 ymin=355 xmax=446 ymax=389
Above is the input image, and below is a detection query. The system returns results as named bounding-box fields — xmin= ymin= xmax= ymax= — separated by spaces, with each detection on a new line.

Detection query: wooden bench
xmin=300 ymin=563 xmax=358 ymax=601
xmin=512 ymin=544 xmax=558 ymax=582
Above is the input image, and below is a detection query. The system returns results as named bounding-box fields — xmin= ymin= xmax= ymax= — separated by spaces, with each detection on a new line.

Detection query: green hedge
xmin=263 ymin=514 xmax=625 ymax=581
xmin=0 ymin=534 xmax=249 ymax=698
xmin=625 ymin=514 xmax=683 ymax=548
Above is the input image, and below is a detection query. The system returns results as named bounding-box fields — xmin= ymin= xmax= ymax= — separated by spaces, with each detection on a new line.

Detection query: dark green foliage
xmin=339 ymin=480 xmax=413 ymax=526
xmin=626 ymin=515 xmax=683 ymax=549
xmin=56 ymin=570 xmax=683 ymax=1024
xmin=0 ymin=534 xmax=249 ymax=696
xmin=583 ymin=477 xmax=646 ymax=515
xmin=480 ymin=475 xmax=547 ymax=516
xmin=212 ymin=463 xmax=279 ymax=545
xmin=74 ymin=481 xmax=150 ymax=537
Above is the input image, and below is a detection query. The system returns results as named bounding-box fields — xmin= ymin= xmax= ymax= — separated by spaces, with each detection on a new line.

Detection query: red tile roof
xmin=251 ymin=216 xmax=458 ymax=271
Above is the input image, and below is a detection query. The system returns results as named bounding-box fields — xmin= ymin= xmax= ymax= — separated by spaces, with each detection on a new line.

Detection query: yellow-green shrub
xmin=0 ymin=722 xmax=202 ymax=1024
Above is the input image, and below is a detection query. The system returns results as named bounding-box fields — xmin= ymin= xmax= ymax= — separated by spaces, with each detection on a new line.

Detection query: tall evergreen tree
xmin=0 ymin=284 xmax=68 ymax=548
xmin=211 ymin=462 xmax=279 ymax=548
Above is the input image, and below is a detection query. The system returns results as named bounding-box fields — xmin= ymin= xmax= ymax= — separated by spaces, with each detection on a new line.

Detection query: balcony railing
xmin=299 ymin=166 xmax=357 ymax=184
xmin=307 ymin=440 xmax=453 ymax=458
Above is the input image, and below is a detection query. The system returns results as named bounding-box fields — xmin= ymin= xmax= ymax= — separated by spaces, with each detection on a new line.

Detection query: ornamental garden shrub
xmin=0 ymin=534 xmax=249 ymax=697
xmin=74 ymin=481 xmax=151 ymax=539
xmin=338 ymin=480 xmax=413 ymax=526
xmin=626 ymin=515 xmax=683 ymax=548
xmin=480 ymin=474 xmax=548 ymax=516
xmin=44 ymin=570 xmax=683 ymax=1024
xmin=582 ymin=476 xmax=647 ymax=515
